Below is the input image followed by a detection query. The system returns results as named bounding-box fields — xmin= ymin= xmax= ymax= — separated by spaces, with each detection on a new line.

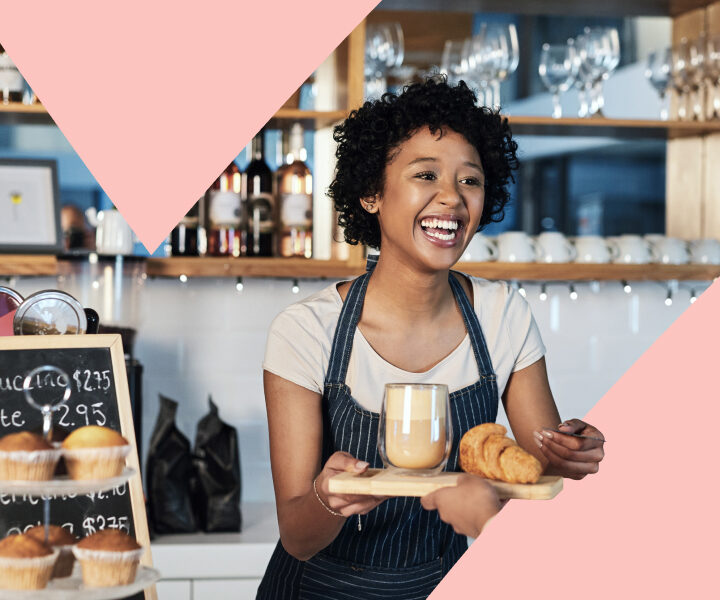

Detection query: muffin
xmin=0 ymin=533 xmax=59 ymax=590
xmin=73 ymin=529 xmax=143 ymax=587
xmin=0 ymin=432 xmax=62 ymax=481
xmin=62 ymin=426 xmax=131 ymax=480
xmin=26 ymin=525 xmax=77 ymax=578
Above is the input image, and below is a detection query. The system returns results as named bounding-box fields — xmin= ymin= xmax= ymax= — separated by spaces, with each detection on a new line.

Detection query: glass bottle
xmin=206 ymin=163 xmax=245 ymax=257
xmin=0 ymin=45 xmax=24 ymax=104
xmin=171 ymin=200 xmax=201 ymax=256
xmin=276 ymin=124 xmax=312 ymax=258
xmin=245 ymin=130 xmax=275 ymax=256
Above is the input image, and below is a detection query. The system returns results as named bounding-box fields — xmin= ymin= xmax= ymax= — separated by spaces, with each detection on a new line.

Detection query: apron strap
xmin=448 ymin=272 xmax=496 ymax=377
xmin=324 ymin=258 xmax=375 ymax=384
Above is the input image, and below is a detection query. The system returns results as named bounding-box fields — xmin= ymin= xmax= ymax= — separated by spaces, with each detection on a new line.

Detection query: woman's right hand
xmin=314 ymin=451 xmax=388 ymax=517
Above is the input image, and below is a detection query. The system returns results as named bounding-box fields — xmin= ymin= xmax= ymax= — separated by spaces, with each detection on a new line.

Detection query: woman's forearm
xmin=278 ymin=490 xmax=348 ymax=561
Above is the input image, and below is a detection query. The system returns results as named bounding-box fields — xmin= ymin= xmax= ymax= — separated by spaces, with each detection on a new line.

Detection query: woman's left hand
xmin=534 ymin=418 xmax=605 ymax=480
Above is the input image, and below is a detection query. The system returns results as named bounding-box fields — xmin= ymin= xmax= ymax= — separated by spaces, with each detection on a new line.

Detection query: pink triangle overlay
xmin=431 ymin=280 xmax=720 ymax=598
xmin=0 ymin=1 xmax=380 ymax=252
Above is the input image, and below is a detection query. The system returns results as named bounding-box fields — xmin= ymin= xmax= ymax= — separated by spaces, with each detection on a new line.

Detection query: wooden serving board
xmin=329 ymin=469 xmax=563 ymax=500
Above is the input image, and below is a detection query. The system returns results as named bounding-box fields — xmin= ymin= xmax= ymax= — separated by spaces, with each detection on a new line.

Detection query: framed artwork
xmin=0 ymin=158 xmax=62 ymax=254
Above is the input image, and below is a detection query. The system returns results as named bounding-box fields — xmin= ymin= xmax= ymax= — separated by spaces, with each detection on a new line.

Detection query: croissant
xmin=459 ymin=423 xmax=542 ymax=484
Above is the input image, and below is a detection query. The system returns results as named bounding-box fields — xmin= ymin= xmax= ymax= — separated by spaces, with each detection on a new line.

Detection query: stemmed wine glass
xmin=441 ymin=38 xmax=474 ymax=87
xmin=689 ymin=34 xmax=707 ymax=120
xmin=471 ymin=23 xmax=519 ymax=109
xmin=645 ymin=48 xmax=672 ymax=120
xmin=364 ymin=23 xmax=405 ymax=99
xmin=539 ymin=41 xmax=578 ymax=119
xmin=671 ymin=39 xmax=695 ymax=120
xmin=576 ymin=27 xmax=620 ymax=118
xmin=707 ymin=34 xmax=720 ymax=119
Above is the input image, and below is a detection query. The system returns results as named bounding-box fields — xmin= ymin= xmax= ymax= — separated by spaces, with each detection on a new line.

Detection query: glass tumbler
xmin=378 ymin=383 xmax=452 ymax=476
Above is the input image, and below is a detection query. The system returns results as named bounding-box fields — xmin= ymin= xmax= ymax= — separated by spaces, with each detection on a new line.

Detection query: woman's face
xmin=373 ymin=126 xmax=485 ymax=272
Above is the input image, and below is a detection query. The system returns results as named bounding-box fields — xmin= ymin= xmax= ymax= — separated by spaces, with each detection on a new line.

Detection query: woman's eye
xmin=415 ymin=171 xmax=436 ymax=181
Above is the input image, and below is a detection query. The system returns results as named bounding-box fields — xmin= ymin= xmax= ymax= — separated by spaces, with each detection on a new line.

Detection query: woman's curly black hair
xmin=328 ymin=76 xmax=519 ymax=249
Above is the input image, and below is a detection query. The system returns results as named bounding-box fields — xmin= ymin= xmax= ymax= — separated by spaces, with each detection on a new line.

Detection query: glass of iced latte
xmin=378 ymin=383 xmax=452 ymax=476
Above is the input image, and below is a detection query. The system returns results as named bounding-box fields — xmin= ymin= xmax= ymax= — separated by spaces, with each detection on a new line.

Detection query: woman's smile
xmin=418 ymin=214 xmax=466 ymax=247
xmin=374 ymin=126 xmax=485 ymax=269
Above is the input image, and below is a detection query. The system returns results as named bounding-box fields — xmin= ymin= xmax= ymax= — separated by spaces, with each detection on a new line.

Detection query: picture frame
xmin=0 ymin=158 xmax=62 ymax=254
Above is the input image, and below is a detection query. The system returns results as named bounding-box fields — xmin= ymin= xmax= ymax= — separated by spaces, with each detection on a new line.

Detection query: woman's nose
xmin=435 ymin=181 xmax=462 ymax=206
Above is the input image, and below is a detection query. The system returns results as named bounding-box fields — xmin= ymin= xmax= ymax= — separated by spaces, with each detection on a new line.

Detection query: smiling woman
xmin=256 ymin=77 xmax=605 ymax=600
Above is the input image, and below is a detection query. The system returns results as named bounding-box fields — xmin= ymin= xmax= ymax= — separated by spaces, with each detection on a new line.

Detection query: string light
xmin=236 ymin=277 xmax=244 ymax=292
xmin=664 ymin=288 xmax=672 ymax=306
xmin=539 ymin=284 xmax=548 ymax=302
xmin=179 ymin=274 xmax=188 ymax=283
xmin=690 ymin=289 xmax=697 ymax=304
xmin=291 ymin=279 xmax=300 ymax=294
xmin=518 ymin=283 xmax=526 ymax=298
xmin=622 ymin=280 xmax=631 ymax=294
xmin=569 ymin=284 xmax=578 ymax=301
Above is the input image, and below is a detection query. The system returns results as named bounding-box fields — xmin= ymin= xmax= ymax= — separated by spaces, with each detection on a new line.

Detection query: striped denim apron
xmin=257 ymin=257 xmax=499 ymax=599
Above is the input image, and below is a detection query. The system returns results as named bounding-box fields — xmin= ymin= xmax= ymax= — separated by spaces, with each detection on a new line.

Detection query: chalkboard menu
xmin=0 ymin=335 xmax=154 ymax=600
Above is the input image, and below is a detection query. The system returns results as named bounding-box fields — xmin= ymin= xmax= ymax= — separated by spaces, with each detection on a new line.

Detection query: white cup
xmin=535 ymin=232 xmax=577 ymax=263
xmin=459 ymin=234 xmax=498 ymax=262
xmin=607 ymin=234 xmax=653 ymax=264
xmin=688 ymin=239 xmax=720 ymax=265
xmin=86 ymin=208 xmax=136 ymax=255
xmin=646 ymin=236 xmax=689 ymax=264
xmin=496 ymin=232 xmax=538 ymax=263
xmin=572 ymin=236 xmax=612 ymax=264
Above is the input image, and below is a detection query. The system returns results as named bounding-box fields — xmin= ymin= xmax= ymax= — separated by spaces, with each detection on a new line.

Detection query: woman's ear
xmin=360 ymin=195 xmax=379 ymax=214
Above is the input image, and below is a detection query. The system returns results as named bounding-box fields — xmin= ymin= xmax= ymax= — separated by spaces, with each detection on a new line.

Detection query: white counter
xmin=151 ymin=502 xmax=279 ymax=600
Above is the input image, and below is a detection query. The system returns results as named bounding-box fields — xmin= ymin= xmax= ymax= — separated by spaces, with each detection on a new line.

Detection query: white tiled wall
xmin=10 ymin=274 xmax=711 ymax=503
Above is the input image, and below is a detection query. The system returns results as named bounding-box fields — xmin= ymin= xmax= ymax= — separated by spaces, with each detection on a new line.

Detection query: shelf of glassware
xmin=143 ymin=257 xmax=720 ymax=281
xmin=0 ymin=254 xmax=58 ymax=276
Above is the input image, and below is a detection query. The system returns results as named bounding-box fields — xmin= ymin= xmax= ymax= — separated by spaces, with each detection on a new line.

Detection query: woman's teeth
xmin=420 ymin=218 xmax=460 ymax=241
xmin=426 ymin=230 xmax=456 ymax=240
xmin=420 ymin=218 xmax=459 ymax=230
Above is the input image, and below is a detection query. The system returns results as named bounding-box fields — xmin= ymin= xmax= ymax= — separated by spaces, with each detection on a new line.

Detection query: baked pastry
xmin=458 ymin=423 xmax=507 ymax=477
xmin=482 ymin=434 xmax=515 ymax=480
xmin=26 ymin=525 xmax=77 ymax=578
xmin=0 ymin=533 xmax=59 ymax=590
xmin=0 ymin=432 xmax=62 ymax=481
xmin=459 ymin=423 xmax=543 ymax=484
xmin=62 ymin=426 xmax=130 ymax=480
xmin=499 ymin=445 xmax=544 ymax=484
xmin=73 ymin=529 xmax=143 ymax=587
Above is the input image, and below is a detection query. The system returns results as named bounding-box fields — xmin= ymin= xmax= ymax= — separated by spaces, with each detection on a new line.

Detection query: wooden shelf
xmin=0 ymin=255 xmax=58 ymax=276
xmin=145 ymin=257 xmax=365 ymax=279
xmin=506 ymin=116 xmax=720 ymax=139
xmin=456 ymin=262 xmax=720 ymax=281
xmin=269 ymin=109 xmax=349 ymax=129
xmin=0 ymin=256 xmax=716 ymax=281
xmin=3 ymin=101 xmax=716 ymax=139
xmin=0 ymin=103 xmax=349 ymax=129
xmin=144 ymin=257 xmax=720 ymax=281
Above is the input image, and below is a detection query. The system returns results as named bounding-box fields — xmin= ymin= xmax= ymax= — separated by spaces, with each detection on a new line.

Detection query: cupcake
xmin=62 ymin=426 xmax=131 ymax=480
xmin=26 ymin=525 xmax=77 ymax=578
xmin=0 ymin=432 xmax=62 ymax=481
xmin=0 ymin=533 xmax=59 ymax=590
xmin=73 ymin=529 xmax=143 ymax=587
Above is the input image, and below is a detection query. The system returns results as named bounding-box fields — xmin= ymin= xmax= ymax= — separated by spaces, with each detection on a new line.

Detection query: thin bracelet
xmin=313 ymin=477 xmax=344 ymax=518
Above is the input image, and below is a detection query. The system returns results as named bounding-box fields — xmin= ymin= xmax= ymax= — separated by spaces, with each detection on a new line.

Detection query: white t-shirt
xmin=263 ymin=276 xmax=546 ymax=413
